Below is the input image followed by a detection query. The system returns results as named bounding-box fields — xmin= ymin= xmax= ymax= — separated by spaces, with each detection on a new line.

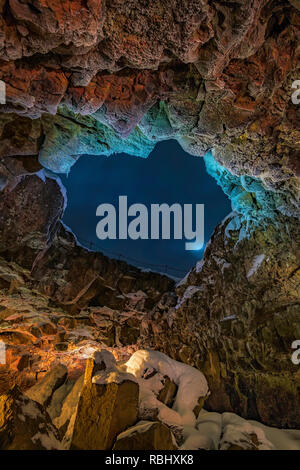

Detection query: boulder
xmin=193 ymin=395 xmax=209 ymax=419
xmin=26 ymin=364 xmax=68 ymax=408
xmin=157 ymin=376 xmax=178 ymax=408
xmin=289 ymin=0 xmax=300 ymax=11
xmin=0 ymin=174 xmax=65 ymax=266
xmin=69 ymin=350 xmax=139 ymax=450
xmin=141 ymin=214 xmax=300 ymax=427
xmin=0 ymin=385 xmax=61 ymax=450
xmin=113 ymin=421 xmax=178 ymax=450
xmin=47 ymin=381 xmax=74 ymax=422
xmin=218 ymin=412 xmax=300 ymax=451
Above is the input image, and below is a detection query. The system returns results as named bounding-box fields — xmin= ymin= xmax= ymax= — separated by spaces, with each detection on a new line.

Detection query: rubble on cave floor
xmin=0 ymin=255 xmax=144 ymax=394
xmin=1 ymin=348 xmax=300 ymax=451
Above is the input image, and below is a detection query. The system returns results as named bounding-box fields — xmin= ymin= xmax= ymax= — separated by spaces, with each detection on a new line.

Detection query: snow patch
xmin=224 ymin=215 xmax=241 ymax=239
xmin=125 ymin=350 xmax=209 ymax=429
xmin=92 ymin=369 xmax=137 ymax=385
xmin=93 ymin=349 xmax=116 ymax=368
xmin=193 ymin=410 xmax=300 ymax=451
xmin=176 ymin=271 xmax=190 ymax=288
xmin=220 ymin=315 xmax=236 ymax=322
xmin=116 ymin=421 xmax=156 ymax=440
xmin=247 ymin=254 xmax=265 ymax=279
xmin=175 ymin=285 xmax=202 ymax=309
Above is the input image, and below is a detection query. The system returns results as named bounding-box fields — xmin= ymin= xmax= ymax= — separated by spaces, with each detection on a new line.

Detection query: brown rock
xmin=54 ymin=342 xmax=68 ymax=352
xmin=0 ymin=329 xmax=36 ymax=345
xmin=69 ymin=351 xmax=139 ymax=450
xmin=0 ymin=385 xmax=61 ymax=450
xmin=157 ymin=376 xmax=178 ymax=408
xmin=193 ymin=395 xmax=209 ymax=419
xmin=26 ymin=364 xmax=68 ymax=408
xmin=113 ymin=421 xmax=178 ymax=451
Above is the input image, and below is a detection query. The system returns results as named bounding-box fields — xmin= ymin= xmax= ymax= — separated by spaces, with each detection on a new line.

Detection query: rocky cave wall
xmin=0 ymin=0 xmax=299 ymax=427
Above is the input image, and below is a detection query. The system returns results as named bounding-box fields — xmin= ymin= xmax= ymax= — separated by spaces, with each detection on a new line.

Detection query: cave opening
xmin=59 ymin=139 xmax=231 ymax=277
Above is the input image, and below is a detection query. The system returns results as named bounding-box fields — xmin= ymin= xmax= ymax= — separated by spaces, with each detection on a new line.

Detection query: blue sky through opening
xmin=60 ymin=140 xmax=231 ymax=276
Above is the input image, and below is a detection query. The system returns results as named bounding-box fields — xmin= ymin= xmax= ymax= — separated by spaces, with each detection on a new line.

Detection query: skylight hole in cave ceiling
xmin=58 ymin=139 xmax=232 ymax=276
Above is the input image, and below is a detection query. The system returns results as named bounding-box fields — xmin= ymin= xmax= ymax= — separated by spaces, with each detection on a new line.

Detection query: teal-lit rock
xmin=39 ymin=108 xmax=155 ymax=174
xmin=204 ymin=152 xmax=299 ymax=225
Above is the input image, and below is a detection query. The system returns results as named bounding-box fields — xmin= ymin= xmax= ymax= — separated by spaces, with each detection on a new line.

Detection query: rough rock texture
xmin=113 ymin=420 xmax=178 ymax=450
xmin=0 ymin=245 xmax=172 ymax=396
xmin=0 ymin=0 xmax=299 ymax=431
xmin=0 ymin=384 xmax=61 ymax=450
xmin=1 ymin=352 xmax=299 ymax=450
xmin=0 ymin=171 xmax=174 ymax=303
xmin=53 ymin=375 xmax=84 ymax=440
xmin=140 ymin=212 xmax=300 ymax=428
xmin=69 ymin=351 xmax=139 ymax=450
xmin=187 ymin=409 xmax=300 ymax=450
xmin=0 ymin=173 xmax=65 ymax=262
xmin=0 ymin=173 xmax=173 ymax=396
xmin=0 ymin=1 xmax=299 ymax=218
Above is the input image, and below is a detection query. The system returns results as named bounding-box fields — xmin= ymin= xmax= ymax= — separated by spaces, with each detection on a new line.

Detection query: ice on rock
xmin=93 ymin=349 xmax=116 ymax=368
xmin=124 ymin=351 xmax=300 ymax=450
xmin=92 ymin=350 xmax=137 ymax=385
xmin=247 ymin=254 xmax=265 ymax=279
xmin=175 ymin=285 xmax=202 ymax=309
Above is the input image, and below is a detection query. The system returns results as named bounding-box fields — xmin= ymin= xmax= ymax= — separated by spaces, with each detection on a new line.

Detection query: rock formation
xmin=140 ymin=212 xmax=300 ymax=428
xmin=0 ymin=0 xmax=299 ymax=445
xmin=0 ymin=1 xmax=299 ymax=198
xmin=113 ymin=421 xmax=178 ymax=450
xmin=25 ymin=364 xmax=68 ymax=407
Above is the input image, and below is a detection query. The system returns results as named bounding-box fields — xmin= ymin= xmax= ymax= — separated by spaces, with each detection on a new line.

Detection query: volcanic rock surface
xmin=0 ymin=1 xmax=299 ymax=209
xmin=1 ymin=348 xmax=300 ymax=450
xmin=0 ymin=0 xmax=299 ymax=435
